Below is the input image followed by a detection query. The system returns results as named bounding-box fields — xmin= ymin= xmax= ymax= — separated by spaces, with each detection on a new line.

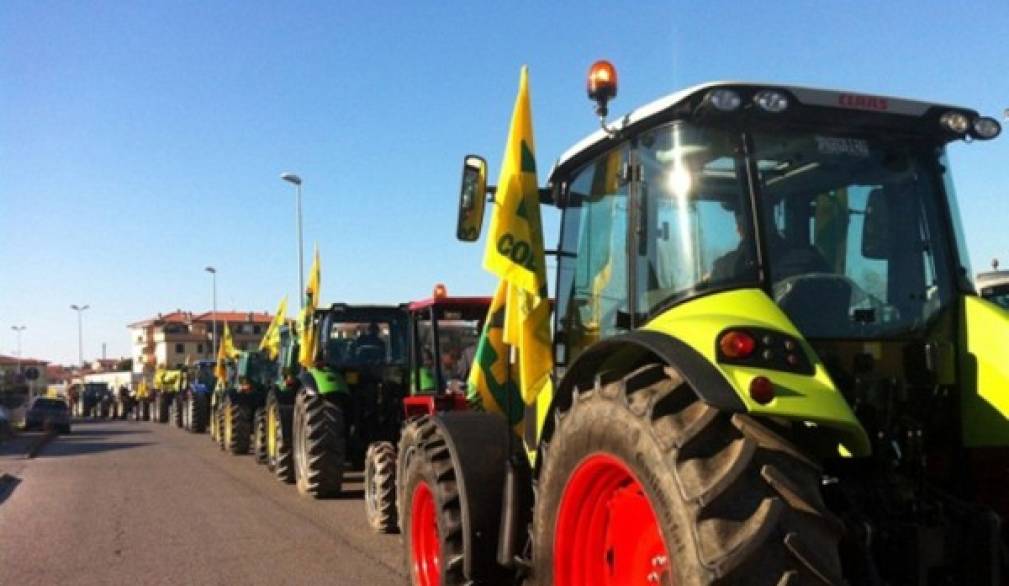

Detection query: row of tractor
xmin=142 ymin=291 xmax=488 ymax=530
xmin=152 ymin=61 xmax=1009 ymax=585
xmin=66 ymin=381 xmax=134 ymax=419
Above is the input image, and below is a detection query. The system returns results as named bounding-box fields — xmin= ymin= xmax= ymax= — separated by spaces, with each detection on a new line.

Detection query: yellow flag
xmin=298 ymin=247 xmax=321 ymax=367
xmin=259 ymin=296 xmax=289 ymax=359
xmin=215 ymin=322 xmax=238 ymax=380
xmin=467 ymin=281 xmax=523 ymax=426
xmin=482 ymin=66 xmax=553 ymax=406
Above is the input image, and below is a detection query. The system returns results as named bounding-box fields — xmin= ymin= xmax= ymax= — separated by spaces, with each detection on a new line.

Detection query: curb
xmin=25 ymin=430 xmax=57 ymax=459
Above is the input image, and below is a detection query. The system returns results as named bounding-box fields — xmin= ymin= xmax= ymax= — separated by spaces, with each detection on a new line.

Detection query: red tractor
xmin=362 ymin=289 xmax=488 ymax=534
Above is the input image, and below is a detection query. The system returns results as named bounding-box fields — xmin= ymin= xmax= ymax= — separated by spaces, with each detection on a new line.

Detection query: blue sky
xmin=2 ymin=1 xmax=1007 ymax=364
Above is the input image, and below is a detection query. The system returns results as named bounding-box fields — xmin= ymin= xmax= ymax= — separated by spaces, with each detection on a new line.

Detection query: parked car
xmin=24 ymin=397 xmax=71 ymax=433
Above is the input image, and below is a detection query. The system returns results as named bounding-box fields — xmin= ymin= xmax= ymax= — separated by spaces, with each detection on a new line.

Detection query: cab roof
xmin=977 ymin=270 xmax=1009 ymax=289
xmin=549 ymin=81 xmax=977 ymax=184
xmin=323 ymin=302 xmax=407 ymax=312
xmin=408 ymin=296 xmax=492 ymax=312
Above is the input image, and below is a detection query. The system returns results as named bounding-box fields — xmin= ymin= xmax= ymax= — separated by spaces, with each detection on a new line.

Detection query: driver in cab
xmin=352 ymin=322 xmax=386 ymax=361
xmin=710 ymin=207 xmax=830 ymax=283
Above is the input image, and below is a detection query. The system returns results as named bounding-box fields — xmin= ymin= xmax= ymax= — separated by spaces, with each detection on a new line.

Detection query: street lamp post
xmin=280 ymin=172 xmax=305 ymax=308
xmin=10 ymin=325 xmax=26 ymax=372
xmin=69 ymin=304 xmax=90 ymax=366
xmin=205 ymin=267 xmax=218 ymax=357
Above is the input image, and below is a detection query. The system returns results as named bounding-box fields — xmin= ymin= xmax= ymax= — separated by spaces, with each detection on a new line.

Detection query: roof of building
xmin=192 ymin=311 xmax=274 ymax=324
xmin=129 ymin=310 xmax=274 ymax=328
xmin=0 ymin=354 xmax=49 ymax=366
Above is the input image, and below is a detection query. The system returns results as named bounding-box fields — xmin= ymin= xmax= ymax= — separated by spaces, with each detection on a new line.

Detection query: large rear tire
xmin=188 ymin=394 xmax=208 ymax=433
xmin=293 ymin=391 xmax=345 ymax=498
xmin=531 ymin=363 xmax=843 ymax=586
xmin=253 ymin=408 xmax=268 ymax=465
xmin=171 ymin=395 xmax=183 ymax=428
xmin=401 ymin=437 xmax=465 ymax=586
xmin=224 ymin=395 xmax=251 ymax=455
xmin=209 ymin=401 xmax=219 ymax=441
xmin=400 ymin=414 xmax=513 ymax=586
xmin=157 ymin=393 xmax=170 ymax=424
xmin=396 ymin=419 xmax=422 ymax=533
xmin=267 ymin=395 xmax=295 ymax=483
xmin=181 ymin=396 xmax=191 ymax=430
xmin=364 ymin=441 xmax=397 ymax=533
xmin=215 ymin=404 xmax=226 ymax=451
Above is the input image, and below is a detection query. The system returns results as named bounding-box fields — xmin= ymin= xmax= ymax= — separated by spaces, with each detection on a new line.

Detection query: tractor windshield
xmin=321 ymin=311 xmax=408 ymax=367
xmin=749 ymin=128 xmax=956 ymax=338
xmin=194 ymin=363 xmax=216 ymax=386
xmin=412 ymin=308 xmax=483 ymax=394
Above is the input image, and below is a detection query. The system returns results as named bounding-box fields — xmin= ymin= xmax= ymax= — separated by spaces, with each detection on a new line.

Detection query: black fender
xmin=425 ymin=412 xmax=519 ymax=581
xmin=542 ymin=330 xmax=745 ymax=450
xmin=297 ymin=372 xmax=319 ymax=395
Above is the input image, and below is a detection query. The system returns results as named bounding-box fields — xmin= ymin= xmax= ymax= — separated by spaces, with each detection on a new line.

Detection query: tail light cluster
xmin=716 ymin=328 xmax=813 ymax=376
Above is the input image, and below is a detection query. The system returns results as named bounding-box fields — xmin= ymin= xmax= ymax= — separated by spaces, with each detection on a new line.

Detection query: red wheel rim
xmin=410 ymin=481 xmax=440 ymax=586
xmin=554 ymin=453 xmax=671 ymax=585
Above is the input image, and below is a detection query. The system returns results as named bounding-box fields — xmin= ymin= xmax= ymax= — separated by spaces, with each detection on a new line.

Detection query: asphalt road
xmin=0 ymin=418 xmax=406 ymax=585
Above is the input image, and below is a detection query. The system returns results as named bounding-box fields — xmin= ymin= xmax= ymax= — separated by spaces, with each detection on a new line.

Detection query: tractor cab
xmin=403 ymin=287 xmax=490 ymax=417
xmin=310 ymin=303 xmax=410 ymax=464
xmin=189 ymin=360 xmax=216 ymax=391
xmin=274 ymin=322 xmax=300 ymax=391
xmin=451 ymin=63 xmax=1008 ymax=584
xmin=234 ymin=351 xmax=275 ymax=394
xmin=315 ymin=303 xmax=409 ymax=382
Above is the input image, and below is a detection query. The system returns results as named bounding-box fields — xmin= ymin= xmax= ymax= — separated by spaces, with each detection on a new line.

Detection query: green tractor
xmin=292 ymin=303 xmax=409 ymax=498
xmin=210 ymin=351 xmax=274 ymax=455
xmin=362 ymin=290 xmax=489 ymax=533
xmin=398 ymin=63 xmax=1009 ymax=585
xmin=260 ymin=323 xmax=300 ymax=483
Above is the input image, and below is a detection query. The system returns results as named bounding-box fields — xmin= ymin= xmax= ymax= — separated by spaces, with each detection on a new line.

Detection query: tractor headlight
xmin=972 ymin=116 xmax=1001 ymax=140
xmin=940 ymin=111 xmax=970 ymax=134
xmin=707 ymin=89 xmax=741 ymax=112
xmin=754 ymin=90 xmax=789 ymax=113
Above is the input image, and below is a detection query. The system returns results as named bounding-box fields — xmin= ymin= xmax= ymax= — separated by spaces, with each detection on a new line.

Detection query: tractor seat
xmin=775 ymin=273 xmax=854 ymax=336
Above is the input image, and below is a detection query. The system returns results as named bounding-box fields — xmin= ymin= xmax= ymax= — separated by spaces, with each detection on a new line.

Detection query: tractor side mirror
xmin=457 ymin=155 xmax=488 ymax=242
xmin=862 ymin=188 xmax=890 ymax=260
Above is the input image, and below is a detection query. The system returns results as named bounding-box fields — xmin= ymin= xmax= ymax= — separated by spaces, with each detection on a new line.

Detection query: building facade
xmin=128 ymin=310 xmax=274 ymax=380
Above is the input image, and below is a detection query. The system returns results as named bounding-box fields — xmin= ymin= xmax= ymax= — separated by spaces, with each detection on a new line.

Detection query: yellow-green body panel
xmin=644 ymin=288 xmax=871 ymax=456
xmin=960 ymin=296 xmax=1009 ymax=446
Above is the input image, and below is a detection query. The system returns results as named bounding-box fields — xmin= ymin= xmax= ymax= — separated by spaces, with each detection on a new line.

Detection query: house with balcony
xmin=128 ymin=310 xmax=274 ymax=381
